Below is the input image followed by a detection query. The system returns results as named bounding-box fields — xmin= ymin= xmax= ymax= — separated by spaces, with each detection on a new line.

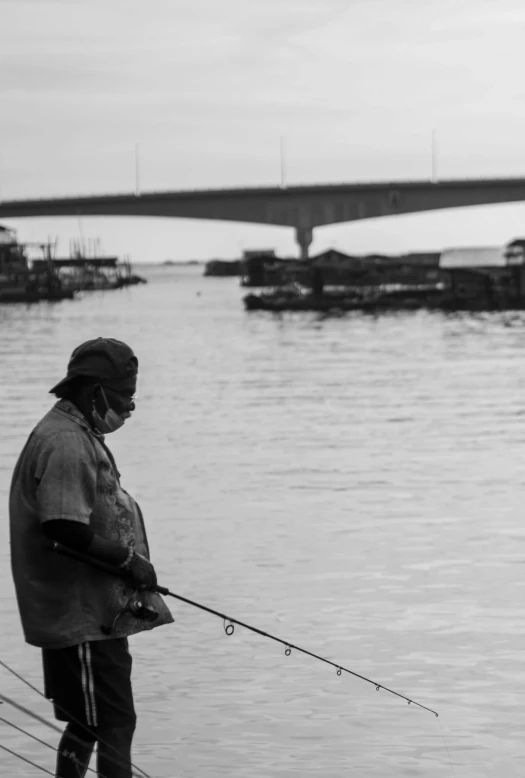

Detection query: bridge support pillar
xmin=295 ymin=226 xmax=313 ymax=260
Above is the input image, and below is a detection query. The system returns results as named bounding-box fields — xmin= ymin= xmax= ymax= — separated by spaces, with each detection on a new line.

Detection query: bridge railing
xmin=2 ymin=175 xmax=525 ymax=205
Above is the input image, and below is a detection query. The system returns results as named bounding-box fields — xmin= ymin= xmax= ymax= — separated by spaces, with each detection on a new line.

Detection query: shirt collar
xmin=53 ymin=399 xmax=104 ymax=439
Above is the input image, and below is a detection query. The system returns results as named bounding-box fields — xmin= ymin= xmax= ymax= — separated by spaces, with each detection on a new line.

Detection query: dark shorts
xmin=42 ymin=638 xmax=136 ymax=729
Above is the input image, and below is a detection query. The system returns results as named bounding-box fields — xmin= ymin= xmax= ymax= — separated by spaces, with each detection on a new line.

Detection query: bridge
xmin=2 ymin=176 xmax=525 ymax=258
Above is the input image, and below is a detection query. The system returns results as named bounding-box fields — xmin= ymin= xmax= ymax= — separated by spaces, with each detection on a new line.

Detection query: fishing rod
xmin=48 ymin=541 xmax=438 ymax=717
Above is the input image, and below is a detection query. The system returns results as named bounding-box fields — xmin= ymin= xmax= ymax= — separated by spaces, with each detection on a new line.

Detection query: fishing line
xmin=437 ymin=717 xmax=457 ymax=778
xmin=0 ymin=669 xmax=150 ymax=778
xmin=49 ymin=542 xmax=439 ymax=717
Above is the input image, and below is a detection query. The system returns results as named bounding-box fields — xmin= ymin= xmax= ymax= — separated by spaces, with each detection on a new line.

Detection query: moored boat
xmin=0 ymin=226 xmax=75 ymax=303
xmin=43 ymin=241 xmax=147 ymax=292
xmin=243 ymin=284 xmax=446 ymax=313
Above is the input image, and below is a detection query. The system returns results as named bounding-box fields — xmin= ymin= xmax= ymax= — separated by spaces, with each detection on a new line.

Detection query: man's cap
xmin=49 ymin=337 xmax=138 ymax=394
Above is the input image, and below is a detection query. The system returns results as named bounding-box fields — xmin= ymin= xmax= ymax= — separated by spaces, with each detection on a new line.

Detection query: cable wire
xmin=0 ymin=669 xmax=150 ymax=778
xmin=0 ymin=713 xmax=60 ymax=753
xmin=0 ymin=741 xmax=54 ymax=775
xmin=0 ymin=714 xmax=101 ymax=777
xmin=0 ymin=692 xmax=62 ymax=734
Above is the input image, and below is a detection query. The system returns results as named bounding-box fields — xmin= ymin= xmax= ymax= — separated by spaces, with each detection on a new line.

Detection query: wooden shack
xmin=439 ymin=246 xmax=525 ymax=309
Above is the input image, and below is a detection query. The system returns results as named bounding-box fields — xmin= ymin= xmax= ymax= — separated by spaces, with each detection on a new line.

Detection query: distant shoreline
xmin=161 ymin=259 xmax=204 ymax=266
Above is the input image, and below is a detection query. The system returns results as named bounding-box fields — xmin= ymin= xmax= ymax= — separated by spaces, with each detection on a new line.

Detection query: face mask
xmin=92 ymin=386 xmax=125 ymax=434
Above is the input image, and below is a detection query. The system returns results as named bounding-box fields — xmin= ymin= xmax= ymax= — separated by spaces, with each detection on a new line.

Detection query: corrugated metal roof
xmin=439 ymin=247 xmax=507 ymax=268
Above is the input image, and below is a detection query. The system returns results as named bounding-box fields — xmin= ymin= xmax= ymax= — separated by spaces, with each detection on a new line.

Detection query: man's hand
xmin=83 ymin=535 xmax=158 ymax=591
xmin=123 ymin=552 xmax=158 ymax=591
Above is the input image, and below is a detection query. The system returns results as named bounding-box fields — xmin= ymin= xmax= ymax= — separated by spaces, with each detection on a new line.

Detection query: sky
xmin=3 ymin=0 xmax=525 ymax=262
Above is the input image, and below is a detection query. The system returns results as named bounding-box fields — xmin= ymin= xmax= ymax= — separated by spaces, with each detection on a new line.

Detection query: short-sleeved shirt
xmin=9 ymin=400 xmax=174 ymax=649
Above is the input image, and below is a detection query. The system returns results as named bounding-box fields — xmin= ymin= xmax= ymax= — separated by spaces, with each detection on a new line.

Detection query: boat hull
xmin=0 ymin=290 xmax=75 ymax=303
xmin=243 ymin=290 xmax=445 ymax=313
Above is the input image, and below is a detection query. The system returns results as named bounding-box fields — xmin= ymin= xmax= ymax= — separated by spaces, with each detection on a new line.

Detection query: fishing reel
xmin=101 ymin=594 xmax=159 ymax=635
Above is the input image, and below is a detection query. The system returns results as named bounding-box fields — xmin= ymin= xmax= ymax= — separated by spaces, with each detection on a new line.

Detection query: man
xmin=9 ymin=337 xmax=174 ymax=778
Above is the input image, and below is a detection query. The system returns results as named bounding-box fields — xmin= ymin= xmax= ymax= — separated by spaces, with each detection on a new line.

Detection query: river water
xmin=1 ymin=264 xmax=525 ymax=777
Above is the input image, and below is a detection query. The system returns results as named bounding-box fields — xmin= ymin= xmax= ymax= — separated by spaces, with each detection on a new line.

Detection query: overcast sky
xmin=3 ymin=0 xmax=525 ymax=262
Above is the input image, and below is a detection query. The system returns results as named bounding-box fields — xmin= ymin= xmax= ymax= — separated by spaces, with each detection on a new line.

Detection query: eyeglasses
xmin=102 ymin=386 xmax=137 ymax=403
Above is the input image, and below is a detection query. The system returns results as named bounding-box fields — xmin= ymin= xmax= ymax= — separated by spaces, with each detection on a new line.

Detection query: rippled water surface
xmin=2 ymin=265 xmax=525 ymax=777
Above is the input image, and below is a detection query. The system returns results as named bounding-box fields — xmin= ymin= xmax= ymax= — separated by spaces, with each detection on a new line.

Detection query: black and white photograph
xmin=2 ymin=2 xmax=525 ymax=776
